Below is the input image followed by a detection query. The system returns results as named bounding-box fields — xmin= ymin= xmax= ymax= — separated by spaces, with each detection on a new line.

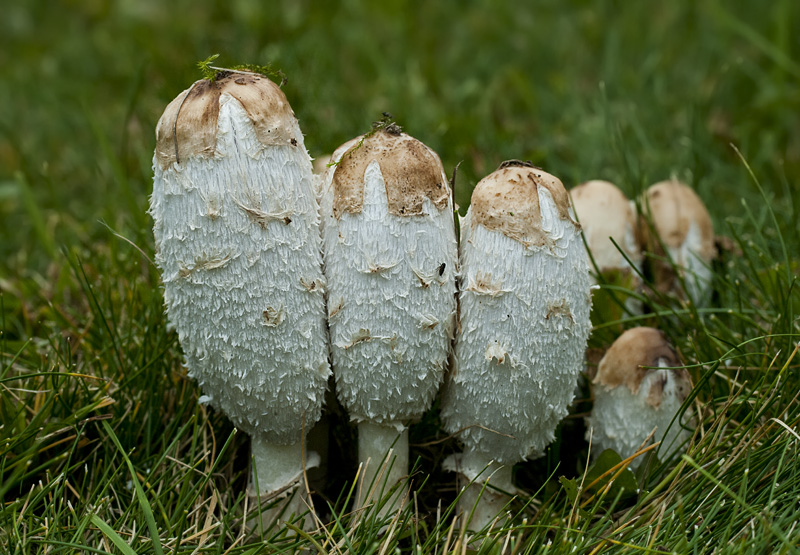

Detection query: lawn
xmin=2 ymin=0 xmax=800 ymax=552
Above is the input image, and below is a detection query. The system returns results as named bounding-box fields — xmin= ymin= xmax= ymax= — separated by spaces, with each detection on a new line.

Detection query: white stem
xmin=356 ymin=421 xmax=409 ymax=514
xmin=247 ymin=436 xmax=319 ymax=532
xmin=449 ymin=450 xmax=516 ymax=533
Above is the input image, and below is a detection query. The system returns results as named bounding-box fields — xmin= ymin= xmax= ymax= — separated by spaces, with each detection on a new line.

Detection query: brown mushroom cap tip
xmin=470 ymin=162 xmax=576 ymax=246
xmin=639 ymin=180 xmax=715 ymax=260
xmin=570 ymin=180 xmax=632 ymax=218
xmin=570 ymin=180 xmax=641 ymax=268
xmin=594 ymin=327 xmax=682 ymax=396
xmin=155 ymin=72 xmax=297 ymax=170
xmin=330 ymin=130 xmax=450 ymax=218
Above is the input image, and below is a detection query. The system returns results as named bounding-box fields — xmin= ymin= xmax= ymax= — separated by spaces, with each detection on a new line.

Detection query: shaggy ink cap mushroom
xmin=587 ymin=327 xmax=694 ymax=469
xmin=638 ymin=180 xmax=716 ymax=303
xmin=570 ymin=180 xmax=642 ymax=276
xmin=441 ymin=160 xmax=592 ymax=530
xmin=151 ymin=71 xmax=330 ymax=527
xmin=570 ymin=179 xmax=644 ymax=319
xmin=320 ymin=127 xmax=458 ymax=512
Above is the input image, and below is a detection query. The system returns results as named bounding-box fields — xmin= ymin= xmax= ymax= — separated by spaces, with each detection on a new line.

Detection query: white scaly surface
xmin=586 ymin=363 xmax=692 ymax=469
xmin=151 ymin=93 xmax=330 ymax=447
xmin=320 ymin=157 xmax=458 ymax=426
xmin=441 ymin=186 xmax=592 ymax=465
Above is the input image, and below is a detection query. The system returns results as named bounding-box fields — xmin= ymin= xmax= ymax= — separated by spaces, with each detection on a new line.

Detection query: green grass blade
xmin=90 ymin=514 xmax=138 ymax=555
xmin=14 ymin=171 xmax=57 ymax=260
xmin=681 ymin=454 xmax=797 ymax=552
xmin=100 ymin=420 xmax=164 ymax=555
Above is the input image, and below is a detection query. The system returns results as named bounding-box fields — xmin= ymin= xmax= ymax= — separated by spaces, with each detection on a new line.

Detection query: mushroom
xmin=571 ymin=180 xmax=642 ymax=278
xmin=313 ymin=153 xmax=332 ymax=175
xmin=570 ymin=179 xmax=644 ymax=318
xmin=440 ymin=161 xmax=592 ymax=530
xmin=638 ymin=180 xmax=716 ymax=303
xmin=150 ymin=71 xmax=330 ymax=526
xmin=319 ymin=126 xmax=457 ymax=512
xmin=585 ymin=327 xmax=693 ymax=470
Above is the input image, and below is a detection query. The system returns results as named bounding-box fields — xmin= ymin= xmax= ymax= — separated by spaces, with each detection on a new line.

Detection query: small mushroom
xmin=319 ymin=127 xmax=458 ymax=512
xmin=150 ymin=71 xmax=330 ymax=528
xmin=312 ymin=153 xmax=332 ymax=175
xmin=440 ymin=161 xmax=592 ymax=530
xmin=639 ymin=180 xmax=716 ymax=303
xmin=571 ymin=180 xmax=642 ymax=277
xmin=570 ymin=179 xmax=643 ymax=315
xmin=585 ymin=327 xmax=694 ymax=470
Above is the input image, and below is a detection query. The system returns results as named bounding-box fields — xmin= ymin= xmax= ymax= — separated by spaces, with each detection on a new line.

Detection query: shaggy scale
xmin=587 ymin=364 xmax=693 ymax=470
xmin=152 ymin=95 xmax=329 ymax=447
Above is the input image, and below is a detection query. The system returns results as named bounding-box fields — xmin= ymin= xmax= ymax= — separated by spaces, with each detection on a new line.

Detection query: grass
xmin=2 ymin=0 xmax=799 ymax=552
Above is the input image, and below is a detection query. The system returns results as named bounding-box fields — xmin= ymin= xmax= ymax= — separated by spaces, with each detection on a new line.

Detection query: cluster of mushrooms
xmin=150 ymin=71 xmax=708 ymax=531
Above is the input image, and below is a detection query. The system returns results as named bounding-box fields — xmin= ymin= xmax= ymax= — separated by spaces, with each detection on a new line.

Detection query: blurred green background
xmin=2 ymin=0 xmax=798 ymax=276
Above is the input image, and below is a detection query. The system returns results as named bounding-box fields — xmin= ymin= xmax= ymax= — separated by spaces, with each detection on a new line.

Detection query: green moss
xmin=327 ymin=112 xmax=401 ymax=168
xmin=196 ymin=55 xmax=286 ymax=86
xmin=196 ymin=53 xmax=220 ymax=81
xmin=231 ymin=63 xmax=287 ymax=86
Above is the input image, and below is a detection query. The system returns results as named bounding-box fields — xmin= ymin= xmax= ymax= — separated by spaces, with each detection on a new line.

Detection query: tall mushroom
xmin=639 ymin=180 xmax=716 ymax=304
xmin=319 ymin=125 xmax=457 ymax=512
xmin=440 ymin=161 xmax=592 ymax=530
xmin=585 ymin=327 xmax=693 ymax=470
xmin=150 ymin=71 xmax=330 ymax=526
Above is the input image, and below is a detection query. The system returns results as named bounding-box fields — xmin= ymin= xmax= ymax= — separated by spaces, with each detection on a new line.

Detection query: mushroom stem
xmin=356 ymin=421 xmax=409 ymax=513
xmin=448 ymin=451 xmax=515 ymax=532
xmin=248 ymin=438 xmax=319 ymax=531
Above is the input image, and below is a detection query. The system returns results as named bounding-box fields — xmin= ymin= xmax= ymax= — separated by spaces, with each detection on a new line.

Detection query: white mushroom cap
xmin=441 ymin=161 xmax=593 ymax=465
xmin=570 ymin=180 xmax=642 ymax=276
xmin=151 ymin=72 xmax=330 ymax=446
xmin=586 ymin=327 xmax=693 ymax=469
xmin=319 ymin=128 xmax=457 ymax=426
xmin=312 ymin=153 xmax=332 ymax=175
xmin=639 ymin=180 xmax=716 ymax=302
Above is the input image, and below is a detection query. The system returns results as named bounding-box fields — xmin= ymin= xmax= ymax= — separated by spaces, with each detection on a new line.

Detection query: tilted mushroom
xmin=440 ymin=161 xmax=592 ymax=530
xmin=570 ymin=179 xmax=643 ymax=317
xmin=571 ymin=180 xmax=642 ymax=278
xmin=150 ymin=71 xmax=330 ymax=525
xmin=319 ymin=125 xmax=457 ymax=511
xmin=639 ymin=180 xmax=716 ymax=303
xmin=313 ymin=153 xmax=332 ymax=176
xmin=585 ymin=327 xmax=693 ymax=470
